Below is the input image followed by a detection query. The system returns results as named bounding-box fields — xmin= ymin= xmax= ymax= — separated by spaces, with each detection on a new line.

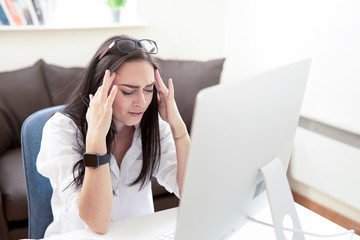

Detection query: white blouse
xmin=37 ymin=112 xmax=179 ymax=237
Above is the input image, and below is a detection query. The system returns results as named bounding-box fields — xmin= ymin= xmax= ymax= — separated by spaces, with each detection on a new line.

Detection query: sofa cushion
xmin=156 ymin=58 xmax=225 ymax=133
xmin=42 ymin=62 xmax=83 ymax=106
xmin=0 ymin=60 xmax=51 ymax=154
xmin=0 ymin=148 xmax=27 ymax=221
xmin=151 ymin=177 xmax=169 ymax=196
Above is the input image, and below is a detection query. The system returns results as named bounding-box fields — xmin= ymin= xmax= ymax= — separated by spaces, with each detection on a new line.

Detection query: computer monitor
xmin=175 ymin=59 xmax=311 ymax=240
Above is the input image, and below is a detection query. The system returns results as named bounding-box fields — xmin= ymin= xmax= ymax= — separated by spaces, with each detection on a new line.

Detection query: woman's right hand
xmin=85 ymin=70 xmax=118 ymax=153
xmin=80 ymin=71 xmax=117 ymax=234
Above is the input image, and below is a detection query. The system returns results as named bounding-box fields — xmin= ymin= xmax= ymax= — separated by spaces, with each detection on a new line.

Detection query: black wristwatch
xmin=83 ymin=152 xmax=110 ymax=169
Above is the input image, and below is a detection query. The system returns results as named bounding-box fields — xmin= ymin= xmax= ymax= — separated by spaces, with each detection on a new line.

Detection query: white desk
xmin=43 ymin=203 xmax=359 ymax=240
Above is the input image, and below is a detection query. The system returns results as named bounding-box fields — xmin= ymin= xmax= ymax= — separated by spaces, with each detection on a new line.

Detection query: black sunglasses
xmin=98 ymin=38 xmax=158 ymax=61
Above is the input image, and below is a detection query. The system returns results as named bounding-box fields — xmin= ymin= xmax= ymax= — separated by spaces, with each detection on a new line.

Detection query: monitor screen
xmin=176 ymin=59 xmax=311 ymax=240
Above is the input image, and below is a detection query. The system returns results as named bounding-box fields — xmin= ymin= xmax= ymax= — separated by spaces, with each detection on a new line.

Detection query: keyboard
xmin=152 ymin=228 xmax=176 ymax=240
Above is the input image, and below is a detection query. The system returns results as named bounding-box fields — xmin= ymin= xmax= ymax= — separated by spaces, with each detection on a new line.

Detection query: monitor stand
xmin=260 ymin=157 xmax=305 ymax=240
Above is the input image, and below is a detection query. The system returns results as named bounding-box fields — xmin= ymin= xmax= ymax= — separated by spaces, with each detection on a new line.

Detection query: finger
xmin=102 ymin=70 xmax=116 ymax=93
xmin=168 ymin=78 xmax=175 ymax=98
xmin=95 ymin=70 xmax=115 ymax=101
xmin=154 ymin=69 xmax=168 ymax=93
xmin=154 ymin=69 xmax=161 ymax=91
xmin=106 ymin=85 xmax=118 ymax=108
xmin=157 ymin=92 xmax=161 ymax=104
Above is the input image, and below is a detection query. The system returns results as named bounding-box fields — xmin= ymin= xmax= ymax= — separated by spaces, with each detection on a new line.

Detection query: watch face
xmin=84 ymin=154 xmax=99 ymax=168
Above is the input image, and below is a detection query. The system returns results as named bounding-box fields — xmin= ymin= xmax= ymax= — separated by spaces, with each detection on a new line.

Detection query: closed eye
xmin=144 ymin=88 xmax=154 ymax=93
xmin=121 ymin=90 xmax=135 ymax=95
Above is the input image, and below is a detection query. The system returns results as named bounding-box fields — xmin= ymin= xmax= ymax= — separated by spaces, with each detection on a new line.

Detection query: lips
xmin=129 ymin=111 xmax=144 ymax=117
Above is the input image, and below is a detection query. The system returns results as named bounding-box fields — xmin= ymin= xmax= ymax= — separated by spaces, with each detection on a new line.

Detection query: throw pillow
xmin=42 ymin=61 xmax=84 ymax=106
xmin=0 ymin=60 xmax=51 ymax=152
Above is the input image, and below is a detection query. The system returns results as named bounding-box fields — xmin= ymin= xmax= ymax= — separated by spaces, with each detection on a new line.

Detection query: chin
xmin=123 ymin=119 xmax=142 ymax=127
xmin=125 ymin=122 xmax=140 ymax=127
xmin=114 ymin=114 xmax=142 ymax=127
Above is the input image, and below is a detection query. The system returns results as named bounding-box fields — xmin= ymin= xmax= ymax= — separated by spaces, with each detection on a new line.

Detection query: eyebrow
xmin=118 ymin=82 xmax=155 ymax=89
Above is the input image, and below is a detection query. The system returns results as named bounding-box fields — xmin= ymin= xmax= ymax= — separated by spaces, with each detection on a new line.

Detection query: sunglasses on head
xmin=98 ymin=38 xmax=158 ymax=61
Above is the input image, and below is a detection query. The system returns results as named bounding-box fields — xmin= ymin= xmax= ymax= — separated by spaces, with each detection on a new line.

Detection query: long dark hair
xmin=63 ymin=35 xmax=161 ymax=189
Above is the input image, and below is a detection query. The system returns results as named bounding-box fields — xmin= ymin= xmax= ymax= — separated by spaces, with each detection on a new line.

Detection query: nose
xmin=134 ymin=91 xmax=146 ymax=108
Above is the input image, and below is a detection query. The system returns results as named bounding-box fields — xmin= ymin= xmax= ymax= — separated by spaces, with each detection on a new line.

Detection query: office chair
xmin=21 ymin=105 xmax=65 ymax=239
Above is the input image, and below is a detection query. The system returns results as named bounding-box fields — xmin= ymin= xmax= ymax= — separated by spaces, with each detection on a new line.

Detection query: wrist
xmin=86 ymin=132 xmax=107 ymax=155
xmin=173 ymin=132 xmax=188 ymax=141
xmin=171 ymin=121 xmax=188 ymax=140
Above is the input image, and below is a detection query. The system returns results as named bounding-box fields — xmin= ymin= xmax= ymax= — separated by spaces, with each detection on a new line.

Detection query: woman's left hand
xmin=154 ymin=69 xmax=184 ymax=129
xmin=155 ymin=69 xmax=190 ymax=194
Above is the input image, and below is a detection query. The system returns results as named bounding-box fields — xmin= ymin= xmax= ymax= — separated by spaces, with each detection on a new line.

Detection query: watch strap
xmin=98 ymin=153 xmax=110 ymax=166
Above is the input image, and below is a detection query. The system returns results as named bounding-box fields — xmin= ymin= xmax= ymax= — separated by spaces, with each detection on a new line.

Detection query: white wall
xmin=0 ymin=0 xmax=227 ymax=71
xmin=290 ymin=128 xmax=360 ymax=222
xmin=224 ymin=0 xmax=360 ymax=133
xmin=224 ymin=0 xmax=360 ymax=222
xmin=137 ymin=0 xmax=227 ymax=61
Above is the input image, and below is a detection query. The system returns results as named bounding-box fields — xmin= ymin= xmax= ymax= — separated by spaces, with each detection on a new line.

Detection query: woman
xmin=37 ymin=35 xmax=190 ymax=237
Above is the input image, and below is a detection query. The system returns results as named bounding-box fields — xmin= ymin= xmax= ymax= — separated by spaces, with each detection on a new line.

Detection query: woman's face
xmin=110 ymin=60 xmax=155 ymax=128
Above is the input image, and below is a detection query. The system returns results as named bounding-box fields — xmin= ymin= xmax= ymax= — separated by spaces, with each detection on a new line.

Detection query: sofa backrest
xmin=0 ymin=58 xmax=225 ymax=155
xmin=0 ymin=60 xmax=83 ymax=154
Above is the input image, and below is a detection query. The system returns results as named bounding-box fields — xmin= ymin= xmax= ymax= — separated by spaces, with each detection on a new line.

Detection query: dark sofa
xmin=0 ymin=58 xmax=224 ymax=240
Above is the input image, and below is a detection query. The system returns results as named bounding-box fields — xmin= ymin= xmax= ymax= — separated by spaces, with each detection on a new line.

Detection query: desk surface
xmin=42 ymin=203 xmax=358 ymax=240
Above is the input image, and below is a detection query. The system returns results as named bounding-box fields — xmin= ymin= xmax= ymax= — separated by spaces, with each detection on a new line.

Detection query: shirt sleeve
xmin=37 ymin=113 xmax=84 ymax=217
xmin=153 ymin=117 xmax=180 ymax=198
